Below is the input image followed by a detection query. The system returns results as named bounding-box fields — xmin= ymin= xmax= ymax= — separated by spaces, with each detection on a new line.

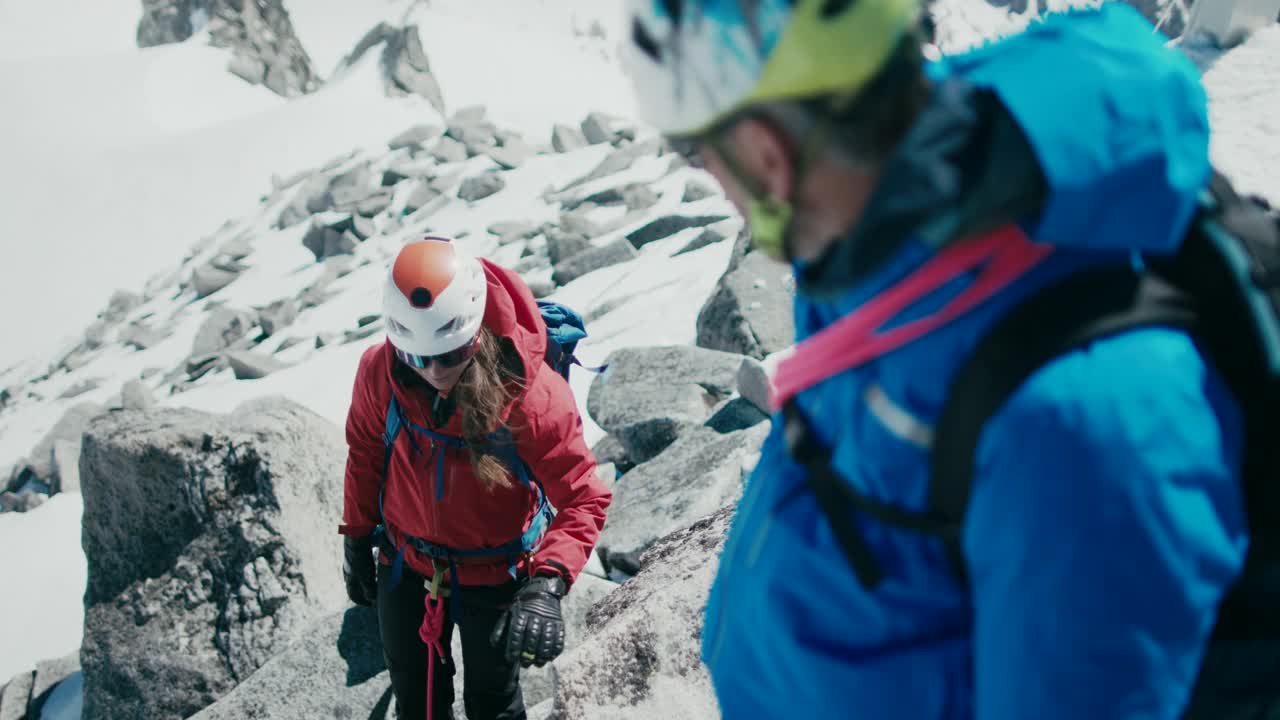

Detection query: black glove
xmin=490 ymin=575 xmax=567 ymax=668
xmin=343 ymin=535 xmax=377 ymax=607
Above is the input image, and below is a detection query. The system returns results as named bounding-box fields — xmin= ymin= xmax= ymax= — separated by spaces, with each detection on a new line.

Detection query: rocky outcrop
xmin=339 ymin=22 xmax=446 ymax=112
xmin=79 ymin=398 xmax=346 ymax=720
xmin=187 ymin=607 xmax=389 ymax=720
xmin=137 ymin=0 xmax=318 ymax=97
xmin=587 ymin=345 xmax=743 ymax=464
xmin=696 ymin=250 xmax=795 ymax=360
xmin=551 ymin=508 xmax=734 ymax=719
xmin=597 ymin=424 xmax=767 ymax=557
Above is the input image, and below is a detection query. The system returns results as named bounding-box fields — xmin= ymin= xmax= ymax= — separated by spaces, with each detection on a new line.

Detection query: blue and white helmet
xmin=620 ymin=0 xmax=923 ymax=138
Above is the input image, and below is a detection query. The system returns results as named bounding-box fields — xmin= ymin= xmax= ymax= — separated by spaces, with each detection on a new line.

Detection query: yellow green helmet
xmin=621 ymin=0 xmax=922 ymax=139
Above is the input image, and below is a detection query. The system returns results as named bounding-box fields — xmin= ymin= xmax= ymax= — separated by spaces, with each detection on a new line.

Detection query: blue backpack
xmin=374 ymin=300 xmax=598 ymax=604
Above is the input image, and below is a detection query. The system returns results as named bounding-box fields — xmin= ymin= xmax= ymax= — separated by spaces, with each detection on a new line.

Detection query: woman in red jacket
xmin=340 ymin=237 xmax=612 ymax=720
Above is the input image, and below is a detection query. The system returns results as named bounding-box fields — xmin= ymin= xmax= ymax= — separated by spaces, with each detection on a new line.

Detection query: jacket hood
xmin=799 ymin=3 xmax=1210 ymax=298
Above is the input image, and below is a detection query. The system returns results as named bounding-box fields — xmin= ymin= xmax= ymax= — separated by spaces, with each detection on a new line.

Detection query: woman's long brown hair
xmin=449 ymin=327 xmax=525 ymax=490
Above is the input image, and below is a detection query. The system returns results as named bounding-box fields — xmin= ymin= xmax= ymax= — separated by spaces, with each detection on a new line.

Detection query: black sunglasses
xmin=394 ymin=335 xmax=480 ymax=370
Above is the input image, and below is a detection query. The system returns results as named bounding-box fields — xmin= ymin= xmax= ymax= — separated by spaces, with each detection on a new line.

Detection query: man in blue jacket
xmin=619 ymin=1 xmax=1264 ymax=717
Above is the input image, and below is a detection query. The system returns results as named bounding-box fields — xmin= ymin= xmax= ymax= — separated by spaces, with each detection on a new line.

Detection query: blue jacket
xmin=702 ymin=5 xmax=1249 ymax=719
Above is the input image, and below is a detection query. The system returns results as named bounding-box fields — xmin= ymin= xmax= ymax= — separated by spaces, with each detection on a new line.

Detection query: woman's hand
xmin=342 ymin=535 xmax=378 ymax=607
xmin=490 ymin=575 xmax=567 ymax=667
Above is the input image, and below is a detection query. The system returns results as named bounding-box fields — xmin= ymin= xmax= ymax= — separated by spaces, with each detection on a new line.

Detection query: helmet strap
xmin=704 ymin=86 xmax=861 ymax=263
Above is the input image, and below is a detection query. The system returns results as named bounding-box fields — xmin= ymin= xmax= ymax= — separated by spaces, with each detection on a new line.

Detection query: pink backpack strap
xmin=771 ymin=225 xmax=1053 ymax=410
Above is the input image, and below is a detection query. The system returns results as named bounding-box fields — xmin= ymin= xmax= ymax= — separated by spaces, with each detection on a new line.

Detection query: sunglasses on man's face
xmin=394 ymin=336 xmax=480 ymax=371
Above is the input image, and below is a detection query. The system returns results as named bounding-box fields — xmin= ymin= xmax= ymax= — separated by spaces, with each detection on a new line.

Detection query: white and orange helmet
xmin=383 ymin=237 xmax=487 ymax=365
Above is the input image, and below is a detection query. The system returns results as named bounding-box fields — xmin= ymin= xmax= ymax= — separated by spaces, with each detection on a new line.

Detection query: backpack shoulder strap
xmin=929 ymin=267 xmax=1199 ymax=585
xmin=383 ymin=394 xmax=404 ymax=476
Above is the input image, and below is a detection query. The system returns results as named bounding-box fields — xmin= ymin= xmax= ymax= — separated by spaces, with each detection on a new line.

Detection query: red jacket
xmin=340 ymin=259 xmax=611 ymax=586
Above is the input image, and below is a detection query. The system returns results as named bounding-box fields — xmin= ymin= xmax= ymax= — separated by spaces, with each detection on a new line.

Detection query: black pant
xmin=377 ymin=563 xmax=526 ymax=720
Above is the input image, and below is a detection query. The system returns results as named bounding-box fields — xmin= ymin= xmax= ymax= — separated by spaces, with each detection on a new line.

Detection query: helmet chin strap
xmin=702 ymin=88 xmax=861 ymax=264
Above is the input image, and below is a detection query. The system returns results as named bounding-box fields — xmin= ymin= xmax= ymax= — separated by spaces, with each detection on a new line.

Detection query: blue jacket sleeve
xmin=963 ymin=327 xmax=1248 ymax=719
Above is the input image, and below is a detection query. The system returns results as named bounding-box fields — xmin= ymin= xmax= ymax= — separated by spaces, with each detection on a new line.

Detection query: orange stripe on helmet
xmin=392 ymin=238 xmax=459 ymax=308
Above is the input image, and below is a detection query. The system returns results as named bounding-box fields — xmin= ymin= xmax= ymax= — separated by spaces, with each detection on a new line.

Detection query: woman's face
xmin=412 ymin=358 xmax=471 ymax=394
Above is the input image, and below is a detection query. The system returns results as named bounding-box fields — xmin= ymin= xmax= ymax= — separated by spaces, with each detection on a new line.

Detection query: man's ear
xmin=724 ymin=115 xmax=796 ymax=203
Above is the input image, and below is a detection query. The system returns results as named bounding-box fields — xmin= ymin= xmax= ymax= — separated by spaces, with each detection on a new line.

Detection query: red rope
xmin=419 ymin=586 xmax=448 ymax=720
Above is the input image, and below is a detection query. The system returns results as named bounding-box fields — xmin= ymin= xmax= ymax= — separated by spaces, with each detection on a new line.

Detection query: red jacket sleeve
xmin=514 ymin=364 xmax=612 ymax=585
xmin=340 ymin=346 xmax=387 ymax=538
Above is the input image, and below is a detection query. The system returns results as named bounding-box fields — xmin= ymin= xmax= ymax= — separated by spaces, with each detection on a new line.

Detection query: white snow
xmin=0 ymin=0 xmax=1276 ymax=713
xmin=0 ymin=494 xmax=86 ymax=681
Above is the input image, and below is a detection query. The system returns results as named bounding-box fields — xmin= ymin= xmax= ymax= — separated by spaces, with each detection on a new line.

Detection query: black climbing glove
xmin=490 ymin=575 xmax=568 ymax=668
xmin=343 ymin=535 xmax=377 ymax=607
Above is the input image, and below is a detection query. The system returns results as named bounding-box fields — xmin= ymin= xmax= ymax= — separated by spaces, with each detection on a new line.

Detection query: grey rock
xmin=31 ymin=650 xmax=80 ymax=708
xmin=227 ymin=351 xmax=290 ymax=380
xmin=612 ymin=126 xmax=639 ymax=146
xmin=737 ymin=357 xmax=772 ymax=414
xmin=79 ymin=400 xmax=347 ymax=720
xmin=228 ymin=53 xmax=266 ymax=84
xmin=255 ymin=298 xmax=299 ymax=337
xmin=551 ymin=123 xmax=588 ymax=153
xmin=0 ymin=667 xmax=32 ymax=720
xmin=552 ymin=238 xmax=638 ymax=285
xmin=356 ymin=190 xmax=394 ymax=217
xmin=103 ymin=290 xmax=143 ymax=324
xmin=380 ymin=165 xmax=412 ymax=187
xmin=581 ymin=112 xmax=615 ymax=145
xmin=545 ymin=228 xmax=591 ymax=266
xmin=622 ymin=184 xmax=661 ymax=212
xmin=300 ymin=223 xmax=345 ymax=262
xmin=704 ymin=396 xmax=768 ymax=434
xmin=274 ymin=337 xmax=306 ymax=354
xmin=430 ymin=136 xmax=469 ymax=164
xmin=627 ymin=214 xmax=731 ymax=250
xmin=526 ymin=278 xmax=556 ymax=299
xmin=58 ymin=378 xmax=102 ymax=400
xmin=17 ymin=401 xmax=103 ymax=494
xmin=682 ymin=179 xmax=718 ymax=203
xmin=388 ymin=123 xmax=439 ymax=151
xmin=121 ymin=379 xmax=155 ymax=411
xmin=188 ymin=607 xmax=388 ymax=720
xmin=192 ymin=307 xmax=256 ymax=357
xmin=343 ymin=321 xmax=385 ymax=344
xmin=487 ymin=220 xmax=540 ymax=243
xmin=487 ymin=137 xmax=534 ymax=170
xmin=381 ymin=25 xmax=445 ymax=112
xmin=513 ymin=254 xmax=550 ymax=276
xmin=558 ymin=208 xmax=602 ymax=238
xmin=561 ymin=145 xmax=646 ymax=190
xmin=83 ymin=320 xmax=109 ymax=350
xmin=151 ymin=0 xmax=318 ymax=96
xmin=428 ymin=170 xmax=464 ymax=195
xmin=217 ymin=236 xmax=255 ymax=261
xmin=551 ymin=507 xmax=733 ymax=718
xmin=449 ymin=105 xmax=487 ymax=126
xmin=403 ymin=183 xmax=441 ymax=213
xmin=0 ymin=490 xmax=44 ymax=513
xmin=590 ymin=434 xmax=634 ymax=475
xmin=696 ymin=250 xmax=795 ymax=359
xmin=672 ymin=227 xmax=729 ymax=257
xmin=449 ymin=123 xmax=499 ymax=157
xmin=587 ymin=345 xmax=744 ymax=463
xmin=191 ymin=262 xmax=241 ymax=298
xmin=458 ymin=173 xmax=505 ymax=202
